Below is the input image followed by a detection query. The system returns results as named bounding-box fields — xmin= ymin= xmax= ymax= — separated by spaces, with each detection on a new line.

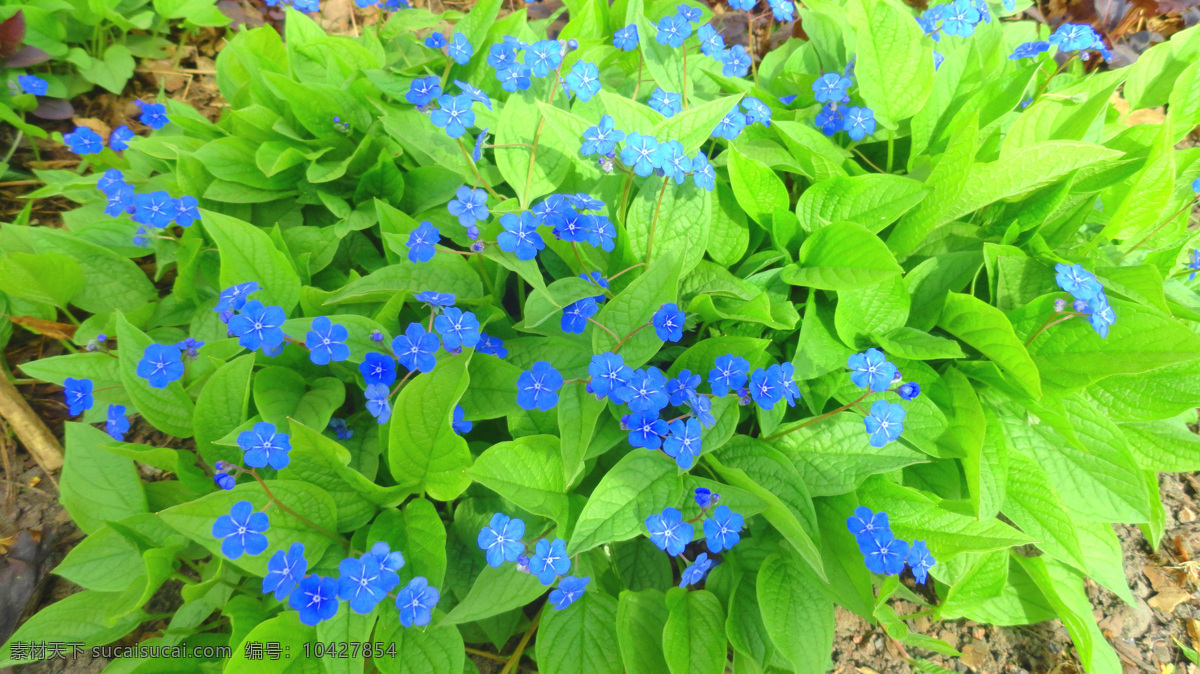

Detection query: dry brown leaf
xmin=1174 ymin=535 xmax=1191 ymax=562
xmin=72 ymin=116 xmax=111 ymax=139
xmin=856 ymin=668 xmax=881 ymax=674
xmin=9 ymin=315 xmax=77 ymax=340
xmin=1148 ymin=587 xmax=1193 ymax=613
xmin=961 ymin=642 xmax=988 ymax=670
xmin=1187 ymin=619 xmax=1200 ymax=648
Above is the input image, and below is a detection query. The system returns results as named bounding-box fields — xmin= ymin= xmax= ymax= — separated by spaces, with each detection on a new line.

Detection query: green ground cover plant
xmin=3 ymin=0 xmax=1200 ymax=670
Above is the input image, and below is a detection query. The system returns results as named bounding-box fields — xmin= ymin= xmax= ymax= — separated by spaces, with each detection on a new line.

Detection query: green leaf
xmin=726 ymin=575 xmax=773 ymax=666
xmin=796 ymin=174 xmax=930 ymax=234
xmin=780 ymin=222 xmax=902 ymax=290
xmin=616 ymin=589 xmax=670 ymax=674
xmin=19 ymin=352 xmax=123 ymax=393
xmin=460 ymin=354 xmax=523 ymax=421
xmin=159 ymin=479 xmax=339 ymax=578
xmin=569 ymin=450 xmax=683 ymax=554
xmin=54 ymin=526 xmax=145 ymax=592
xmin=202 ymin=210 xmax=302 ymax=313
xmin=629 ymin=0 xmax=685 ymax=92
xmin=772 ymin=415 xmax=928 ymax=497
xmin=557 ymin=381 xmax=606 ymax=485
xmin=368 ymin=500 xmax=447 ymax=587
xmin=772 ymin=120 xmax=851 ymax=181
xmin=104 ymin=441 xmax=210 ymax=495
xmin=1120 ymin=415 xmax=1200 ymax=472
xmin=937 ymin=292 xmax=1041 ymax=398
xmin=1015 ymin=557 xmax=1122 ymax=674
xmin=252 ymin=367 xmax=345 ymax=431
xmin=876 ymin=327 xmax=965 ymax=360
xmin=537 ymin=591 xmax=622 ymax=674
xmin=440 ymin=563 xmax=546 ymax=625
xmin=1099 ymin=124 xmax=1175 ymax=240
xmin=850 ymin=0 xmax=934 ymax=124
xmin=0 ymin=252 xmax=82 ymax=308
xmin=1089 ymin=360 xmax=1200 ymax=422
xmin=757 ymin=552 xmax=834 ymax=673
xmin=728 ymin=148 xmax=789 ymax=227
xmin=59 ymin=424 xmax=147 ymax=535
xmin=834 ymin=275 xmax=910 ymax=347
xmin=1001 ymin=451 xmax=1086 ymax=570
xmin=0 ymin=591 xmax=147 ymax=666
xmin=372 ymin=605 xmax=464 ymax=674
xmin=662 ymin=588 xmax=726 ymax=674
xmin=315 ymin=606 xmax=377 ymax=674
xmin=225 ymin=611 xmax=317 ymax=673
xmin=388 ymin=354 xmax=473 ymax=501
xmin=497 ymin=90 xmax=572 ymax=207
xmin=116 ymin=313 xmax=195 ymax=438
xmin=651 ymin=94 xmax=743 ymax=153
xmin=468 ymin=435 xmax=570 ymax=527
xmin=613 ymin=539 xmax=674 ymax=592
xmin=1075 ymin=521 xmax=1135 ymax=606
xmin=707 ymin=182 xmax=750 ymax=266
xmin=287 ymin=422 xmax=409 ymax=528
xmin=1168 ymin=59 xmax=1200 ymax=143
xmin=1123 ymin=25 xmax=1200 ymax=108
xmin=625 ymin=177 xmax=711 ymax=277
xmin=325 ymin=259 xmax=484 ymax=305
xmin=79 ymin=44 xmax=135 ymax=93
xmin=591 ymin=252 xmax=682 ymax=369
xmin=193 ymin=354 xmax=254 ymax=466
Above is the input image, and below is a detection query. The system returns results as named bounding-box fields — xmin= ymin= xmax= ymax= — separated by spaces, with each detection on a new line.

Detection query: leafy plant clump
xmin=3 ymin=0 xmax=1200 ymax=671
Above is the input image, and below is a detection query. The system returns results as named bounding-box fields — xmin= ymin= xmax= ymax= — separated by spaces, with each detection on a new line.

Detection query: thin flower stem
xmin=645 ymin=178 xmax=670 ymax=265
xmin=522 ymin=68 xmax=562 ymax=206
xmin=617 ymin=171 xmax=635 ymax=225
xmin=612 ymin=323 xmax=651 ymax=353
xmin=249 ymin=470 xmax=349 ymax=548
xmin=1115 ymin=196 xmax=1199 ymax=262
xmin=1023 ymin=312 xmax=1083 ymax=347
xmin=747 ymin=10 xmax=758 ymax=86
xmin=1033 ymin=54 xmax=1075 ymax=101
xmin=390 ymin=368 xmax=416 ymax=398
xmin=681 ymin=44 xmax=689 ymax=109
xmin=499 ymin=604 xmax=544 ymax=674
xmin=633 ymin=53 xmax=644 ymax=100
xmin=456 ymin=140 xmax=503 ymax=200
xmin=440 ymin=58 xmax=454 ymax=88
xmin=852 ymin=147 xmax=886 ymax=173
xmin=587 ymin=317 xmax=620 ymax=343
xmin=476 ymin=254 xmax=494 ymax=294
xmin=886 ymin=133 xmax=895 ymax=173
xmin=570 ymin=242 xmax=590 ymax=276
xmin=607 ymin=262 xmax=646 ymax=282
xmin=485 ymin=143 xmax=533 ymax=148
xmin=465 ymin=648 xmax=510 ymax=663
xmin=763 ymin=391 xmax=872 ymax=442
xmin=436 ymin=246 xmax=478 ymax=256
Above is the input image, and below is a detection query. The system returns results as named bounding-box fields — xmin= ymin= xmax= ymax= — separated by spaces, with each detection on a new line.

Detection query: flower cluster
xmin=811 ymin=65 xmax=876 ymax=141
xmin=847 ymin=348 xmax=918 ymax=447
xmin=644 ymin=488 xmax=743 ymax=587
xmin=16 ymin=74 xmax=48 ymax=96
xmin=579 ymin=115 xmax=722 ymax=190
xmin=846 ymin=507 xmax=935 ymax=582
xmin=1054 ymin=264 xmax=1116 ymax=338
xmin=477 ymin=513 xmax=589 ymax=609
xmin=1011 ymin=23 xmax=1111 ymax=62
xmin=94 ymin=167 xmax=201 ymax=248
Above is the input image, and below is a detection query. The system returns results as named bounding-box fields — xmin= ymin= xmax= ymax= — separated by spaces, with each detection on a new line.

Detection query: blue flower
xmin=583 ymin=215 xmax=616 ymax=251
xmin=305 ymin=316 xmax=350 ymax=365
xmin=488 ymin=42 xmax=519 ymax=70
xmin=425 ymin=32 xmax=447 ymax=48
xmin=653 ymin=303 xmax=686 ymax=342
xmin=365 ymin=384 xmax=392 ymax=424
xmin=768 ymin=0 xmax=794 ymax=21
xmin=815 ymin=103 xmax=843 ymax=136
xmin=448 ymin=186 xmax=489 ymax=228
xmin=812 ymin=73 xmax=852 ymax=103
xmin=666 ymin=370 xmax=701 ymax=406
xmin=415 ymin=291 xmax=455 ymax=306
xmin=864 ymin=400 xmax=906 ymax=447
xmin=176 ymin=337 xmax=204 ymax=361
xmin=708 ymin=354 xmax=749 ymax=397
xmin=448 ymin=32 xmax=474 ymax=64
xmin=517 ymin=361 xmax=563 ymax=411
xmin=862 ymin=531 xmax=908 ymax=575
xmin=1054 ymin=263 xmax=1103 ymax=300
xmin=338 ymin=555 xmax=398 ymax=614
xmin=846 ymin=506 xmax=890 ymax=549
xmin=779 ymin=94 xmax=797 ymax=105
xmin=528 ymin=40 xmax=563 ymax=77
xmin=616 ymin=367 xmax=670 ymax=412
xmin=530 ymin=538 xmax=571 ymax=585
xmin=228 ymin=300 xmax=287 ymax=352
xmin=137 ymin=344 xmax=185 ymax=389
xmin=499 ymin=63 xmax=533 ymax=92
xmin=587 ymin=353 xmax=632 ymax=399
xmin=626 ymin=411 xmax=669 ymax=449
xmin=360 ymin=352 xmax=397 ymax=386
xmin=692 ymin=152 xmax=715 ymax=191
xmin=712 ymin=108 xmax=747 ymax=139
xmin=430 ymin=94 xmax=475 ymax=139
xmin=613 ymin=24 xmax=639 ymax=51
xmin=133 ymin=226 xmax=150 ymax=247
xmin=658 ymin=140 xmax=692 ymax=184
xmin=392 ymin=323 xmax=440 ymax=373
xmin=679 ymin=552 xmax=714 ymax=587
xmin=363 ymin=541 xmax=405 ymax=573
xmin=1081 ymin=295 xmax=1116 ymax=338
xmin=1049 ymin=23 xmax=1100 ymax=51
xmin=105 ymin=404 xmax=129 ymax=441
xmin=698 ymin=23 xmax=725 ymax=55
xmin=477 ymin=333 xmax=508 ymax=357
xmin=656 ymin=14 xmax=692 ymax=48
xmin=108 ymin=125 xmax=135 ymax=152
xmin=263 ymin=542 xmax=307 ymax=601
xmin=694 ymin=487 xmax=717 ymax=508
xmin=933 ymin=50 xmax=945 ymax=69
xmin=748 ymin=367 xmax=783 ymax=409
xmin=848 ymin=348 xmax=897 ymax=392
xmin=137 ymin=101 xmax=169 ymax=130
xmin=63 ymin=127 xmax=103 ymax=155
xmin=1187 ymin=249 xmax=1200 ymax=281
xmin=620 ymin=132 xmax=662 ymax=177
xmin=407 ymin=221 xmax=440 ymax=262
xmin=677 ymin=3 xmax=702 ymax=21
xmin=546 ymin=208 xmax=591 ymax=242
xmin=329 ymin=417 xmax=353 ymax=440
xmin=663 ymin=417 xmax=703 ymax=469
xmin=842 ymin=106 xmax=876 ymax=141
xmin=133 ymin=191 xmax=178 ymax=228
xmin=455 ymin=80 xmax=493 ymax=110
xmin=63 ymin=377 xmax=93 ymax=416
xmin=238 ymin=421 xmax=291 ymax=470
xmin=1010 ymin=40 xmax=1050 ymax=59
xmin=685 ymin=390 xmax=715 ymax=427
xmin=741 ymin=96 xmax=771 ymax=127
xmin=396 ymin=577 xmax=440 ymax=627
xmin=406 ymin=76 xmax=442 ymax=106
xmin=104 ymin=184 xmax=135 ymax=217
xmin=940 ymin=0 xmax=980 ymax=37
xmin=550 ymin=575 xmax=590 ymax=609
xmin=17 ymin=74 xmax=48 ymax=96
xmin=290 ymin=575 xmax=340 ymax=626
xmin=567 ymin=192 xmax=604 ymax=211
xmin=720 ymin=45 xmax=751 ymax=77
xmin=216 ymin=282 xmax=259 ymax=312
xmin=646 ymin=507 xmax=692 ymax=555
xmin=774 ymin=362 xmax=800 ymax=407
xmin=729 ymin=0 xmax=754 ymax=9
xmin=478 ymin=513 xmax=526 ymax=567
xmin=434 ymin=307 xmax=480 ymax=350
xmin=212 ymin=500 xmax=269 ymax=559
xmin=473 ymin=127 xmax=488 ymax=162
xmin=564 ymin=62 xmax=601 ymax=102
xmin=907 ymin=540 xmax=935 ymax=583
xmin=497 ymin=211 xmax=545 ymax=260
xmin=174 ymin=196 xmax=200 ymax=227
xmin=214 ymin=469 xmax=235 ymax=490
xmin=561 ymin=297 xmax=599 ymax=334
xmin=898 ymin=382 xmax=921 ymax=400
xmin=452 ymin=405 xmax=473 ymax=435
xmin=649 ymin=88 xmax=683 ymax=118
